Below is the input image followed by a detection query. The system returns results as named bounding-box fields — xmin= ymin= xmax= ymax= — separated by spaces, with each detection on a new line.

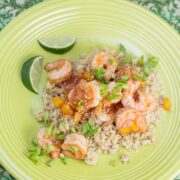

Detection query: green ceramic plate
xmin=0 ymin=0 xmax=179 ymax=179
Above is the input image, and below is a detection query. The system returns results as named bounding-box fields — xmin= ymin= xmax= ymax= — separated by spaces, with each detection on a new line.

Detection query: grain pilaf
xmin=29 ymin=48 xmax=170 ymax=165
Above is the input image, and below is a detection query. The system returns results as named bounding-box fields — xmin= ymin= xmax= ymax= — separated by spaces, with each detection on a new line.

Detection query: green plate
xmin=0 ymin=0 xmax=179 ymax=179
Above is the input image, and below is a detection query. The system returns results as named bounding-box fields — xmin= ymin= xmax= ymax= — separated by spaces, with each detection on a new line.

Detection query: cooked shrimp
xmin=91 ymin=51 xmax=118 ymax=80
xmin=115 ymin=108 xmax=147 ymax=134
xmin=61 ymin=133 xmax=88 ymax=160
xmin=37 ymin=128 xmax=53 ymax=149
xmin=44 ymin=60 xmax=72 ymax=84
xmin=121 ymin=79 xmax=152 ymax=112
xmin=116 ymin=66 xmax=140 ymax=80
xmin=37 ymin=128 xmax=61 ymax=160
xmin=92 ymin=103 xmax=115 ymax=126
xmin=68 ymin=80 xmax=102 ymax=111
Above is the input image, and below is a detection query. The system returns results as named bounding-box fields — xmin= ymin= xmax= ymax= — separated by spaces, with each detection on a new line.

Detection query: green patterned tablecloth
xmin=0 ymin=0 xmax=179 ymax=179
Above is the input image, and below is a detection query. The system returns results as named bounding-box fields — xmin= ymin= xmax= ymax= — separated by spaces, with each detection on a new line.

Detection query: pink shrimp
xmin=91 ymin=103 xmax=115 ymax=126
xmin=61 ymin=133 xmax=88 ymax=160
xmin=37 ymin=128 xmax=61 ymax=160
xmin=91 ymin=51 xmax=118 ymax=80
xmin=115 ymin=108 xmax=147 ymax=134
xmin=68 ymin=80 xmax=102 ymax=111
xmin=121 ymin=79 xmax=152 ymax=112
xmin=44 ymin=60 xmax=72 ymax=84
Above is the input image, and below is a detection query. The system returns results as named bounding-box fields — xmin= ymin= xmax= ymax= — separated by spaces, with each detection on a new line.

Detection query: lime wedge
xmin=21 ymin=56 xmax=43 ymax=94
xmin=38 ymin=36 xmax=76 ymax=54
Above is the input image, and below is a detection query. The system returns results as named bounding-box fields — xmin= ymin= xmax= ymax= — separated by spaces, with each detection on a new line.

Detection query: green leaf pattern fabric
xmin=0 ymin=0 xmax=179 ymax=179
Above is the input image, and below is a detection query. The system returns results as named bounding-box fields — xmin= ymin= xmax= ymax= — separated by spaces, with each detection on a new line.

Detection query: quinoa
xmin=35 ymin=49 xmax=164 ymax=165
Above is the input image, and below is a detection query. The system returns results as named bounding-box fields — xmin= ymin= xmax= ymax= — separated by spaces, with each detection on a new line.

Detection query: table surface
xmin=0 ymin=0 xmax=179 ymax=180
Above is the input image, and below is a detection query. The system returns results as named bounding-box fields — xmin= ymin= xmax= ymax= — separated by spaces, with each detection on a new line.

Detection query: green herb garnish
xmin=60 ymin=155 xmax=67 ymax=165
xmin=46 ymin=159 xmax=53 ymax=167
xmin=123 ymin=55 xmax=132 ymax=64
xmin=44 ymin=111 xmax=51 ymax=126
xmin=109 ymin=160 xmax=117 ymax=167
xmin=59 ymin=119 xmax=67 ymax=127
xmin=69 ymin=146 xmax=78 ymax=153
xmin=109 ymin=58 xmax=118 ymax=66
xmin=119 ymin=44 xmax=126 ymax=54
xmin=55 ymin=134 xmax=66 ymax=141
xmin=120 ymin=74 xmax=130 ymax=82
xmin=132 ymin=74 xmax=144 ymax=81
xmin=99 ymin=83 xmax=109 ymax=96
xmin=142 ymin=56 xmax=158 ymax=78
xmin=27 ymin=146 xmax=42 ymax=164
xmin=106 ymin=94 xmax=121 ymax=100
xmin=92 ymin=67 xmax=105 ymax=81
xmin=137 ymin=55 xmax=144 ymax=66
xmin=82 ymin=119 xmax=99 ymax=137
xmin=47 ymin=144 xmax=56 ymax=153
xmin=77 ymin=100 xmax=84 ymax=111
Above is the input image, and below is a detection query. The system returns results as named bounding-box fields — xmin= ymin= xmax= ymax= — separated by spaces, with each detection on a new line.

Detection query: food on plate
xmin=26 ymin=46 xmax=170 ymax=166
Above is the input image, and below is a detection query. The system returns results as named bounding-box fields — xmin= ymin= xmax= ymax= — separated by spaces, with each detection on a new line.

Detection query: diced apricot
xmin=119 ymin=128 xmax=131 ymax=134
xmin=131 ymin=123 xmax=139 ymax=132
xmin=73 ymin=112 xmax=82 ymax=123
xmin=83 ymin=71 xmax=94 ymax=81
xmin=163 ymin=98 xmax=171 ymax=111
xmin=61 ymin=103 xmax=74 ymax=115
xmin=53 ymin=97 xmax=64 ymax=107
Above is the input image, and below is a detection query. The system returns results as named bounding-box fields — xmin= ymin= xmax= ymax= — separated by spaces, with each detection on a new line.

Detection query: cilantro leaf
xmin=92 ymin=67 xmax=105 ymax=81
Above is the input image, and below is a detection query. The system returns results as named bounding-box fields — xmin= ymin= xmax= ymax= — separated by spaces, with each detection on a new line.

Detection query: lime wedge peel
xmin=38 ymin=36 xmax=76 ymax=54
xmin=21 ymin=56 xmax=43 ymax=94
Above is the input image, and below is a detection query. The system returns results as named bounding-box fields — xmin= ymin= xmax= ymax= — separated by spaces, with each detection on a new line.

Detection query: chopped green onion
xmin=123 ymin=55 xmax=132 ymax=64
xmin=109 ymin=58 xmax=118 ymax=66
xmin=46 ymin=159 xmax=53 ymax=167
xmin=142 ymin=56 xmax=158 ymax=78
xmin=92 ymin=67 xmax=105 ymax=81
xmin=60 ymin=155 xmax=67 ymax=165
xmin=119 ymin=44 xmax=126 ymax=54
xmin=106 ymin=94 xmax=121 ymax=100
xmin=44 ymin=111 xmax=51 ymax=126
xmin=69 ymin=127 xmax=76 ymax=133
xmin=47 ymin=144 xmax=56 ymax=153
xmin=69 ymin=146 xmax=78 ymax=153
xmin=99 ymin=83 xmax=109 ymax=96
xmin=27 ymin=146 xmax=42 ymax=164
xmin=77 ymin=100 xmax=84 ymax=111
xmin=120 ymin=74 xmax=130 ymax=82
xmin=59 ymin=119 xmax=67 ymax=127
xmin=55 ymin=134 xmax=66 ymax=141
xmin=82 ymin=119 xmax=99 ymax=137
xmin=109 ymin=160 xmax=117 ymax=167
xmin=137 ymin=56 xmax=144 ymax=66
xmin=132 ymin=74 xmax=144 ymax=81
